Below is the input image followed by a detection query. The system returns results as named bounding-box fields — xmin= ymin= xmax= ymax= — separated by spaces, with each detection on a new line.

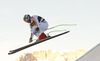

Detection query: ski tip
xmin=8 ymin=50 xmax=13 ymax=55
xmin=8 ymin=52 xmax=11 ymax=55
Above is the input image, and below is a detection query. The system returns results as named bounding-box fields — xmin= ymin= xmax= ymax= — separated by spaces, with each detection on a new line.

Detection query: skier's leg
xmin=39 ymin=20 xmax=48 ymax=32
xmin=36 ymin=20 xmax=48 ymax=40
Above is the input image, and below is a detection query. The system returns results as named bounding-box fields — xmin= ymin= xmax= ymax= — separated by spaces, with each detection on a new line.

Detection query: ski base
xmin=8 ymin=31 xmax=70 ymax=55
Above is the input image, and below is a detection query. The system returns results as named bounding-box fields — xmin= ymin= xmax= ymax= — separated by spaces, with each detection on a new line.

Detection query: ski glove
xmin=36 ymin=27 xmax=39 ymax=31
xmin=29 ymin=38 xmax=32 ymax=43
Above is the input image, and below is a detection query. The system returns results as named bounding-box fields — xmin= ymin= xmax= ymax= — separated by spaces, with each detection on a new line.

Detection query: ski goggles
xmin=24 ymin=19 xmax=28 ymax=22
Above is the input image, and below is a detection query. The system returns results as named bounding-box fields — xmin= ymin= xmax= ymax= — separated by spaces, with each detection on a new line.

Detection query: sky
xmin=0 ymin=0 xmax=100 ymax=61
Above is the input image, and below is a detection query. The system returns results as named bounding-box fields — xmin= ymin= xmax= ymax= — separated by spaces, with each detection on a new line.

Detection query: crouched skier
xmin=23 ymin=14 xmax=49 ymax=43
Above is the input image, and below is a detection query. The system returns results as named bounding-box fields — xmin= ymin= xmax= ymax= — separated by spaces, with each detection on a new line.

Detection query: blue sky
xmin=0 ymin=0 xmax=100 ymax=61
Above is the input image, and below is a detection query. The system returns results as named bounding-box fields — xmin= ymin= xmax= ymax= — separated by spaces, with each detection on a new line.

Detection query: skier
xmin=23 ymin=14 xmax=49 ymax=43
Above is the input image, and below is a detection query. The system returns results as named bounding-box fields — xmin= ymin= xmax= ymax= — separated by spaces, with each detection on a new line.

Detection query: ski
xmin=8 ymin=31 xmax=70 ymax=55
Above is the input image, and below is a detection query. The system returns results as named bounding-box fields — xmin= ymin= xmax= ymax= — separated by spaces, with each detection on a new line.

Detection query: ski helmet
xmin=23 ymin=14 xmax=31 ymax=22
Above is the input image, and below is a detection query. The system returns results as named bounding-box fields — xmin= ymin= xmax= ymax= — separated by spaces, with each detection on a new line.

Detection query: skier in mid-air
xmin=23 ymin=14 xmax=49 ymax=43
xmin=8 ymin=16 xmax=69 ymax=55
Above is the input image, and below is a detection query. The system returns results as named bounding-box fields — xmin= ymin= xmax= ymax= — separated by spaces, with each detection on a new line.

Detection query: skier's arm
xmin=30 ymin=27 xmax=34 ymax=39
xmin=32 ymin=16 xmax=39 ymax=27
xmin=30 ymin=24 xmax=34 ymax=39
xmin=29 ymin=32 xmax=33 ymax=43
xmin=30 ymin=33 xmax=33 ymax=39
